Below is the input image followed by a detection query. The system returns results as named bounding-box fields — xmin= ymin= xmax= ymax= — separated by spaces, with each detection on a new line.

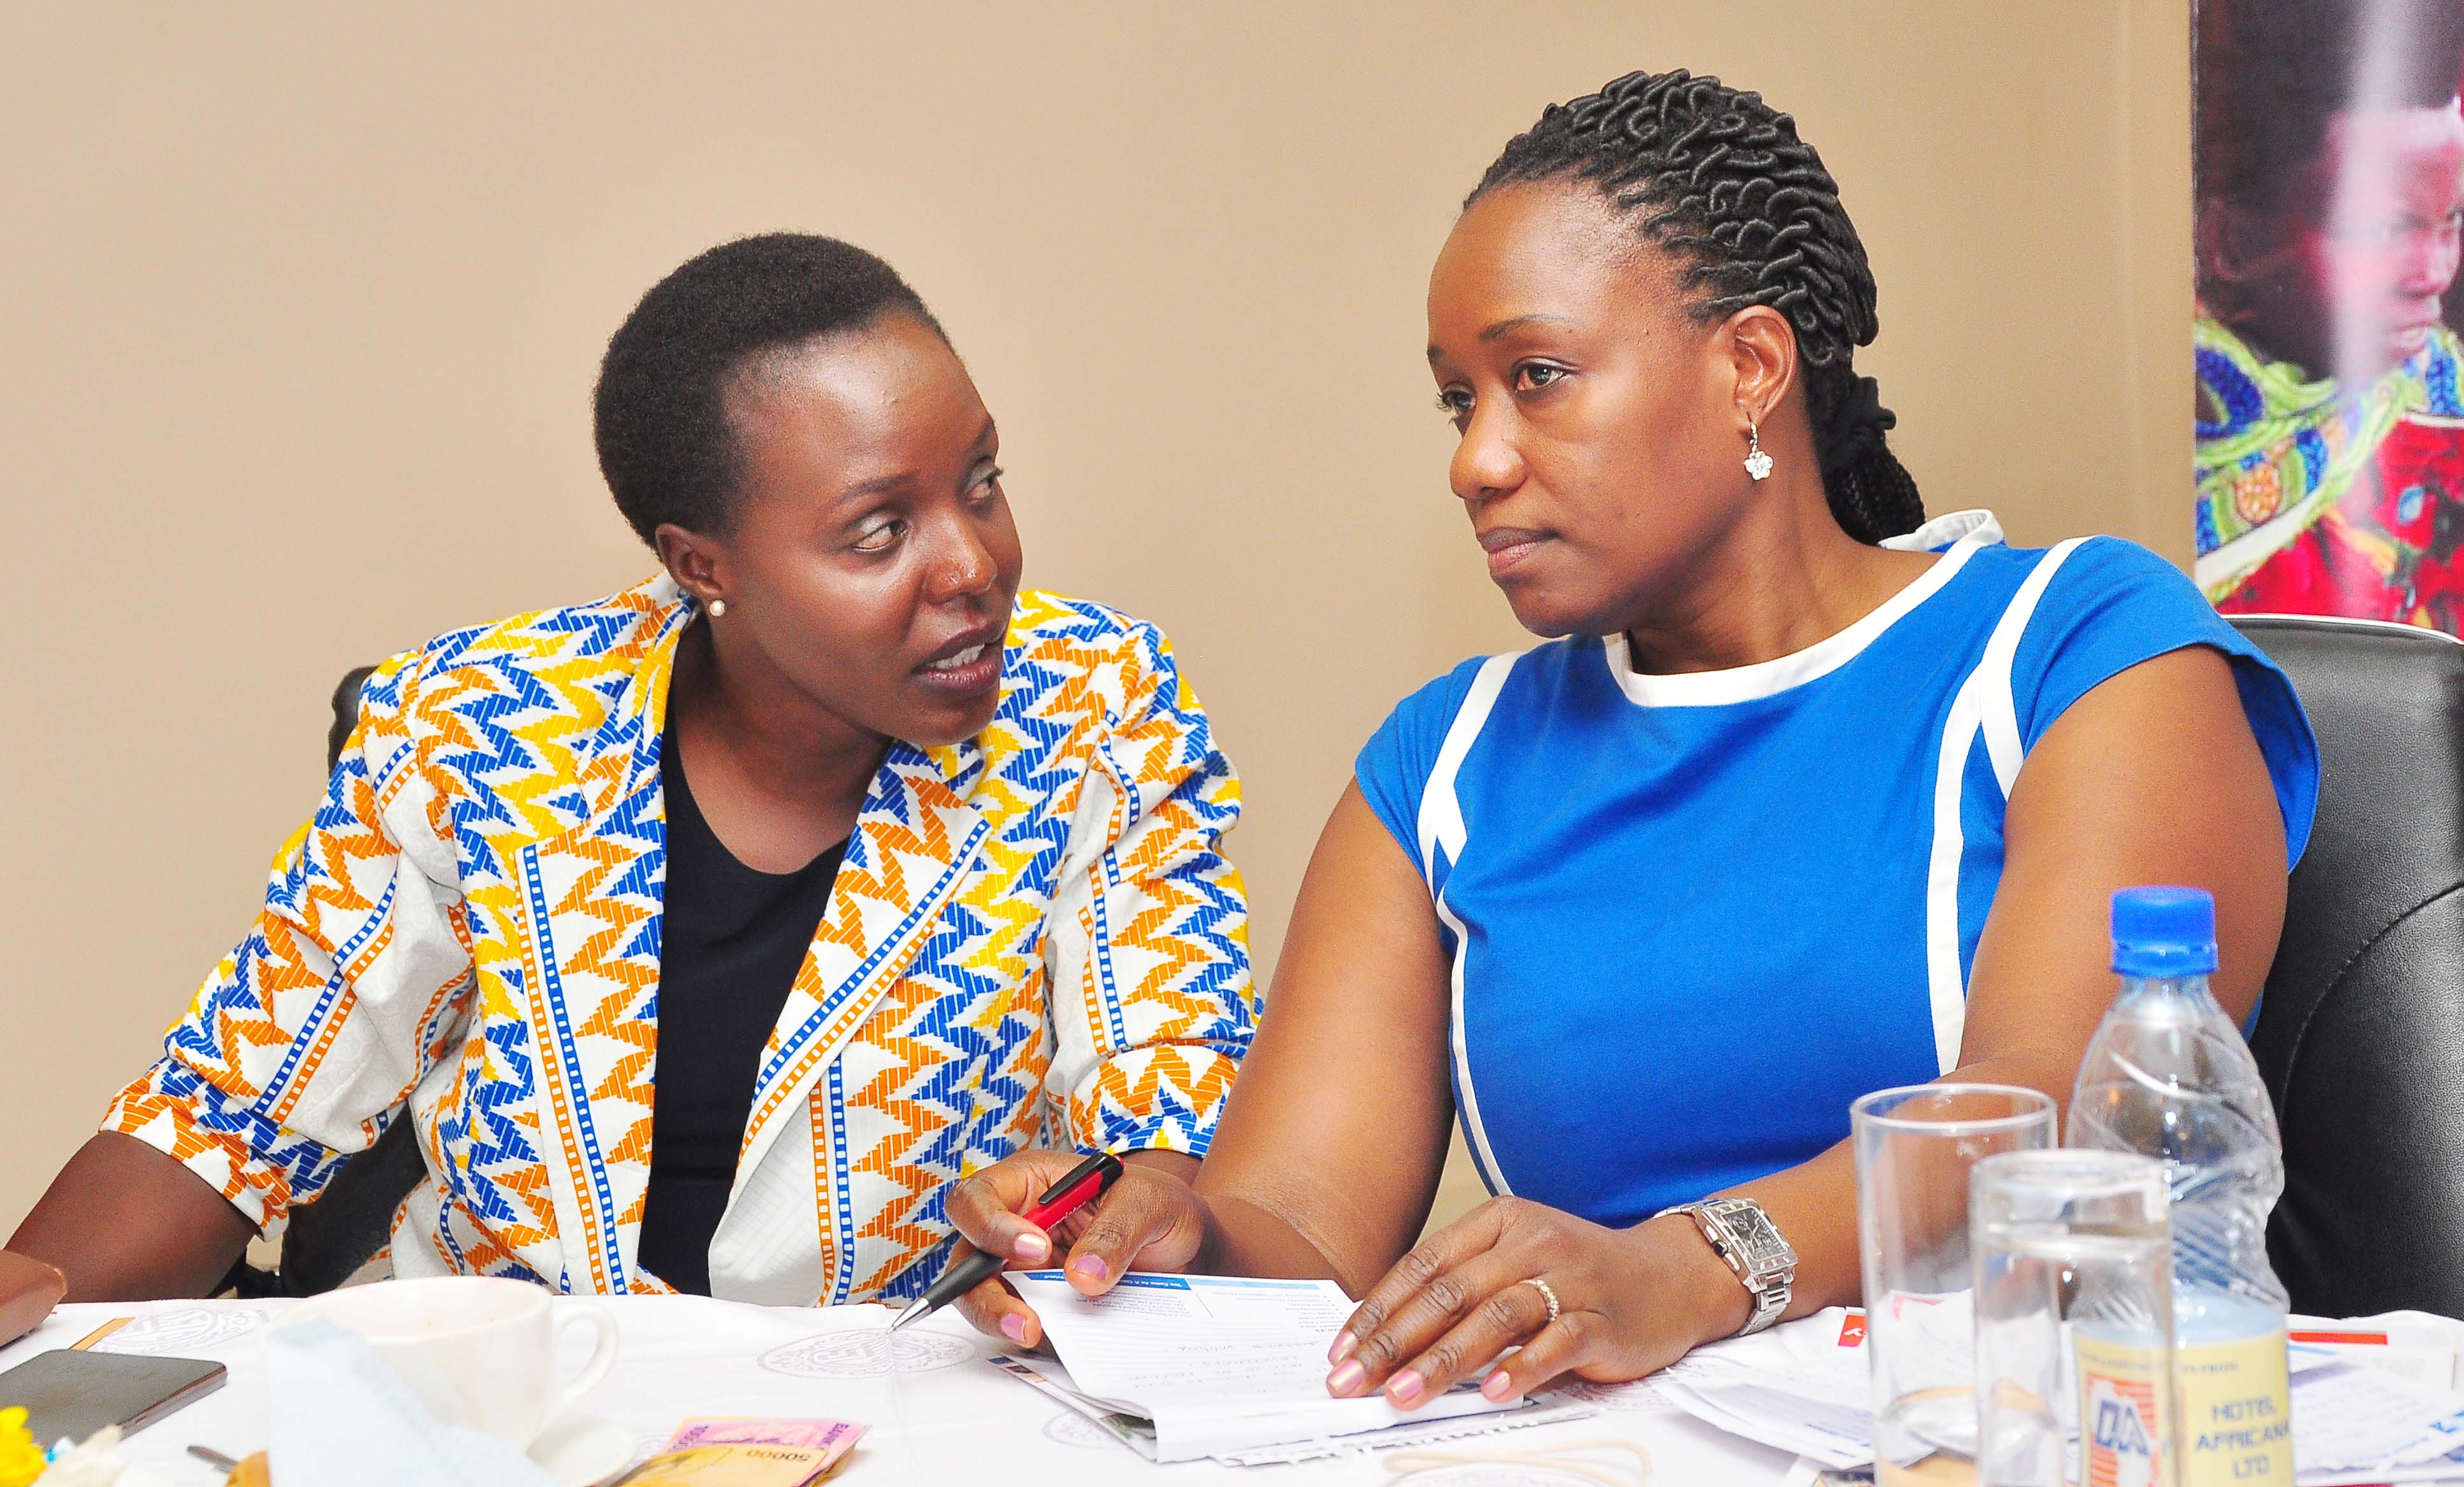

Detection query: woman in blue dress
xmin=945 ymin=69 xmax=2318 ymax=1400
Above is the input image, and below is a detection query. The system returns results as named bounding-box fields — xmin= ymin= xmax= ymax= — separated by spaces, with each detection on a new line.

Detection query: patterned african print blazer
xmin=107 ymin=577 xmax=1256 ymax=1304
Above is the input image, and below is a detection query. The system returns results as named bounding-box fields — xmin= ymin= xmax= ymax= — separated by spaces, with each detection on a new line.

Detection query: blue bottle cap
xmin=2111 ymin=886 xmax=2218 ymax=977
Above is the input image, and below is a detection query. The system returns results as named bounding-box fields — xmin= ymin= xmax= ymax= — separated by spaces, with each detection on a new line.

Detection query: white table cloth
xmin=0 ymin=1297 xmax=1800 ymax=1486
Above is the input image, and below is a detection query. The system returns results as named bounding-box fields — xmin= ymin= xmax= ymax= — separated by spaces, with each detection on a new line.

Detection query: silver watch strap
xmin=1739 ymin=1271 xmax=1790 ymax=1335
xmin=1657 ymin=1198 xmax=1796 ymax=1338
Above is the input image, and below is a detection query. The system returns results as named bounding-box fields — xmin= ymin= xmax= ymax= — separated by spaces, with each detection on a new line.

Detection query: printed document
xmin=1650 ymin=1306 xmax=2464 ymax=1486
xmin=1001 ymin=1271 xmax=1524 ymax=1462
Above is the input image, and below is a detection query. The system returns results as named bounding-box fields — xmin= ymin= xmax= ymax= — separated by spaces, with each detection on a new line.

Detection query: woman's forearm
xmin=1191 ymin=1188 xmax=1362 ymax=1291
xmin=1725 ymin=1046 xmax=2081 ymax=1322
xmin=1720 ymin=1142 xmax=1863 ymax=1320
xmin=9 ymin=1132 xmax=257 ymax=1301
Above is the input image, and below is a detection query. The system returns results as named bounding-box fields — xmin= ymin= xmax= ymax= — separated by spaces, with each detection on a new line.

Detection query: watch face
xmin=1714 ymin=1203 xmax=1795 ymax=1268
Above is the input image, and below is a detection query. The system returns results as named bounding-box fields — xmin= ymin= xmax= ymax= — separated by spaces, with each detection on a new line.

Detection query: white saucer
xmin=528 ymin=1413 xmax=639 ymax=1486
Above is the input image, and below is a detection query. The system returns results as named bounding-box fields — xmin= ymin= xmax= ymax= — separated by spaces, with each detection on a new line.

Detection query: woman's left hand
xmin=1324 ymin=1196 xmax=1751 ymax=1408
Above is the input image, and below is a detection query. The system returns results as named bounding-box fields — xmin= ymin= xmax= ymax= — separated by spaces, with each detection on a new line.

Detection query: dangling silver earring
xmin=707 ymin=598 xmax=727 ymax=619
xmin=1744 ymin=420 xmax=1773 ymax=482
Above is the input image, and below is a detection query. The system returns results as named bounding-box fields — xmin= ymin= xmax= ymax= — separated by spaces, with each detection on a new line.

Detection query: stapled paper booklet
xmin=997 ymin=1271 xmax=1532 ymax=1463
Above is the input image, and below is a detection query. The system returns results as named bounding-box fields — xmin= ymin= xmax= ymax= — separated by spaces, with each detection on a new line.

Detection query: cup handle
xmin=549 ymin=1301 xmax=620 ymax=1420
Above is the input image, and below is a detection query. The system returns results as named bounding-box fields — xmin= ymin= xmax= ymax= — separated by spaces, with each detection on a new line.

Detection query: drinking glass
xmin=1852 ymin=1083 xmax=2057 ymax=1485
xmin=1971 ymin=1149 xmax=2177 ymax=1487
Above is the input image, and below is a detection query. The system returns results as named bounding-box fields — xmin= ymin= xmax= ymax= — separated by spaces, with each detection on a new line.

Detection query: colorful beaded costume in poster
xmin=2195 ymin=315 xmax=2464 ymax=633
xmin=105 ymin=577 xmax=1256 ymax=1305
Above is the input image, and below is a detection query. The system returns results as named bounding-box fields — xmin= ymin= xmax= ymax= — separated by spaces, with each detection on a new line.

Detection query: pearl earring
xmin=1744 ymin=420 xmax=1773 ymax=482
xmin=708 ymin=599 xmax=727 ymax=618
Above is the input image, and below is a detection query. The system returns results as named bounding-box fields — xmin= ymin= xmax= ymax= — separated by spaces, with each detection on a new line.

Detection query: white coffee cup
xmin=280 ymin=1275 xmax=620 ymax=1451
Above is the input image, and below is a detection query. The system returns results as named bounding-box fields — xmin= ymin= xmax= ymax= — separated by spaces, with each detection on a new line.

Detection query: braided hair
xmin=1472 ymin=69 xmax=1924 ymax=544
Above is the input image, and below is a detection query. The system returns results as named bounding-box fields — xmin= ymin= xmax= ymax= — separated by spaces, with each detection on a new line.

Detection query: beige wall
xmin=0 ymin=2 xmax=2191 ymax=1233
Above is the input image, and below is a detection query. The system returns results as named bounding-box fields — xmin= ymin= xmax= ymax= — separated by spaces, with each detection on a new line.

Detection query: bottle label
xmin=2177 ymin=1330 xmax=2292 ymax=1485
xmin=2075 ymin=1331 xmax=2174 ymax=1487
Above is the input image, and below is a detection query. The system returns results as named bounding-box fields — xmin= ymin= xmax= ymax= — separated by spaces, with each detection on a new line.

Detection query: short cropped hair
xmin=592 ymin=233 xmax=944 ymax=544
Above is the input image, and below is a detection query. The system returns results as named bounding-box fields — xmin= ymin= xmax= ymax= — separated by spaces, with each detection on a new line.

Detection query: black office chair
xmin=2234 ymin=615 xmax=2464 ymax=1317
xmin=223 ymin=666 xmax=428 ymax=1297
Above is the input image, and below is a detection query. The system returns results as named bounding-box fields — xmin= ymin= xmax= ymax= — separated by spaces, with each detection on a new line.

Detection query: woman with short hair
xmin=11 ymin=233 xmax=1256 ymax=1305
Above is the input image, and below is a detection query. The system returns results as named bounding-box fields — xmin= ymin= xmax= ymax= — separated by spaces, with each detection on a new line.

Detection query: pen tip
xmin=888 ymin=1299 xmax=925 ymax=1333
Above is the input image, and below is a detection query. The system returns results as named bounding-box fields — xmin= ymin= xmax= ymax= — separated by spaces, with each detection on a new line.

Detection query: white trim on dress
xmin=1417 ymin=654 xmax=1521 ymax=882
xmin=1600 ymin=512 xmax=2004 ymax=708
xmin=1921 ymin=537 xmax=2087 ymax=1072
xmin=1979 ymin=538 xmax=2090 ymax=794
xmin=1414 ymin=652 xmax=1523 ymax=1197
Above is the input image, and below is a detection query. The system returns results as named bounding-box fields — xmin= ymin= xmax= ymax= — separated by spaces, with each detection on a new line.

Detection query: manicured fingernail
xmin=1326 ymin=1360 xmax=1365 ymax=1396
xmin=1482 ymin=1369 xmax=1516 ymax=1400
xmin=1000 ymin=1313 xmax=1028 ymax=1343
xmin=1386 ymin=1369 xmax=1425 ymax=1406
xmin=1013 ymin=1231 xmax=1050 ymax=1263
xmin=1071 ymin=1254 xmax=1107 ymax=1284
xmin=1327 ymin=1331 xmax=1357 ymax=1365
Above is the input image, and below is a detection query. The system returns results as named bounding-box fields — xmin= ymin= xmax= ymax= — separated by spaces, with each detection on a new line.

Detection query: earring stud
xmin=708 ymin=599 xmax=727 ymax=618
xmin=1744 ymin=421 xmax=1773 ymax=482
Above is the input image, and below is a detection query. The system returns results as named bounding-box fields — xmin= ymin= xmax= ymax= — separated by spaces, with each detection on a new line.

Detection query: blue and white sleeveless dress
xmin=1354 ymin=511 xmax=2319 ymax=1228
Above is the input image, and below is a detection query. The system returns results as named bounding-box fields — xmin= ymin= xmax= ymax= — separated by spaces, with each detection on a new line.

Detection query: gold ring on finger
xmin=1519 ymin=1276 xmax=1560 ymax=1324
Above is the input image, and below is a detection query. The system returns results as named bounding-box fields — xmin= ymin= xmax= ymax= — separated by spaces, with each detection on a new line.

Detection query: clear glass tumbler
xmin=1852 ymin=1083 xmax=2057 ymax=1486
xmin=1971 ymin=1149 xmax=2177 ymax=1487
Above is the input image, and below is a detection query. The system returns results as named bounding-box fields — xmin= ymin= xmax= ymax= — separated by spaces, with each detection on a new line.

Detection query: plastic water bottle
xmin=2068 ymin=886 xmax=2292 ymax=1487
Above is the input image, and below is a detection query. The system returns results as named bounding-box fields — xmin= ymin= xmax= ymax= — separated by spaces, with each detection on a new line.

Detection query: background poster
xmin=2194 ymin=0 xmax=2464 ymax=631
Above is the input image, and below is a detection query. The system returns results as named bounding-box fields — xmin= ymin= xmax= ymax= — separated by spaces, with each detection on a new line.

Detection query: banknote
xmin=612 ymin=1442 xmax=849 ymax=1486
xmin=664 ymin=1417 xmax=866 ymax=1455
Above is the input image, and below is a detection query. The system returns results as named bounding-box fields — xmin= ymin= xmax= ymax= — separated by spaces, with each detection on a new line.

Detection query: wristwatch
xmin=1655 ymin=1197 xmax=1797 ymax=1337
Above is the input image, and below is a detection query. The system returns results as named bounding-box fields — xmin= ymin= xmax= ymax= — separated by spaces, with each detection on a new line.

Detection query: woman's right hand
xmin=941 ymin=1149 xmax=1208 ymax=1348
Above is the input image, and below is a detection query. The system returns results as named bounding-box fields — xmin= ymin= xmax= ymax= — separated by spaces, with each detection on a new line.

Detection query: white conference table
xmin=1 ymin=1296 xmax=1802 ymax=1486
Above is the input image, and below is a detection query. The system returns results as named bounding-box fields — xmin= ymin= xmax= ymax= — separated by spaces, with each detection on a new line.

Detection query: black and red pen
xmin=888 ymin=1149 xmax=1126 ymax=1332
